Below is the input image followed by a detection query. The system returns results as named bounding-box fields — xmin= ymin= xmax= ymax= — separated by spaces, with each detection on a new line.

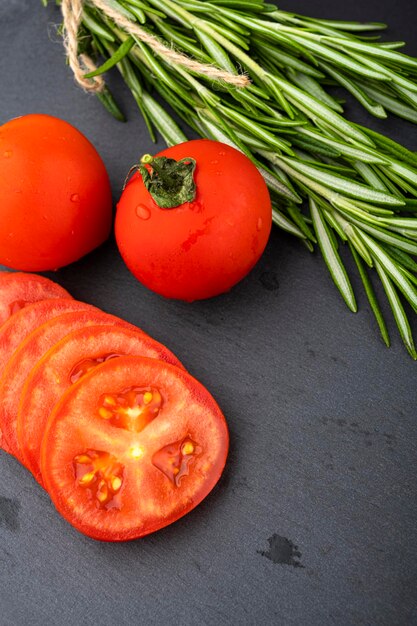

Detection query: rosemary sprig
xmin=44 ymin=0 xmax=417 ymax=358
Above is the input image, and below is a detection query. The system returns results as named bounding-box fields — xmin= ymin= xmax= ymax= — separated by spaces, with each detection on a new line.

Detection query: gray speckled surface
xmin=1 ymin=2 xmax=417 ymax=625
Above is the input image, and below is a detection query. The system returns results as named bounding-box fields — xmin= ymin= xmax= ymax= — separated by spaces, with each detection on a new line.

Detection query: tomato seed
xmin=98 ymin=387 xmax=162 ymax=433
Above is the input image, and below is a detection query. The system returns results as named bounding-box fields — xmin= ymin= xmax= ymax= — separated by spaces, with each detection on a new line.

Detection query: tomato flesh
xmin=0 ymin=310 xmax=137 ymax=460
xmin=41 ymin=356 xmax=229 ymax=541
xmin=0 ymin=298 xmax=96 ymax=376
xmin=74 ymin=449 xmax=124 ymax=510
xmin=0 ymin=272 xmax=71 ymax=325
xmin=0 ymin=299 xmax=100 ymax=451
xmin=18 ymin=325 xmax=183 ymax=483
xmin=97 ymin=386 xmax=163 ymax=432
xmin=152 ymin=436 xmax=201 ymax=487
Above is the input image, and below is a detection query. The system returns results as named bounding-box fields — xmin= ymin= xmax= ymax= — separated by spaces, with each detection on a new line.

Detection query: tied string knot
xmin=62 ymin=0 xmax=105 ymax=92
xmin=61 ymin=0 xmax=250 ymax=93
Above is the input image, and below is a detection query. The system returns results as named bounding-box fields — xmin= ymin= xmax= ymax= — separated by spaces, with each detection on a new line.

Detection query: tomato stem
xmin=140 ymin=154 xmax=154 ymax=166
xmin=140 ymin=154 xmax=170 ymax=186
xmin=137 ymin=154 xmax=197 ymax=209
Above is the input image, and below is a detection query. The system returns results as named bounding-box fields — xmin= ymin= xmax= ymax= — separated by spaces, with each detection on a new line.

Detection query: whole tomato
xmin=0 ymin=114 xmax=112 ymax=271
xmin=115 ymin=140 xmax=272 ymax=301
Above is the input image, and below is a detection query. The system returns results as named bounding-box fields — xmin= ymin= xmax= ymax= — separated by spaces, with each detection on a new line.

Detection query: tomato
xmin=115 ymin=139 xmax=272 ymax=301
xmin=0 ymin=300 xmax=101 ymax=452
xmin=41 ymin=356 xmax=228 ymax=541
xmin=0 ymin=272 xmax=71 ymax=325
xmin=0 ymin=309 xmax=137 ymax=460
xmin=0 ymin=298 xmax=96 ymax=376
xmin=18 ymin=324 xmax=183 ymax=483
xmin=0 ymin=115 xmax=112 ymax=271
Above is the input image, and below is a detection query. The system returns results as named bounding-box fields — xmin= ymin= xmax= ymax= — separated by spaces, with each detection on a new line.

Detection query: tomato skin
xmin=115 ymin=140 xmax=272 ymax=301
xmin=41 ymin=356 xmax=229 ymax=541
xmin=0 ymin=114 xmax=112 ymax=271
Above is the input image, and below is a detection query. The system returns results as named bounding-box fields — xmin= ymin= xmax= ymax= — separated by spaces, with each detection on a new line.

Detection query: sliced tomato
xmin=0 ymin=298 xmax=97 ymax=375
xmin=0 ymin=272 xmax=70 ymax=325
xmin=18 ymin=325 xmax=183 ymax=483
xmin=0 ymin=299 xmax=100 ymax=452
xmin=0 ymin=310 xmax=139 ymax=460
xmin=41 ymin=356 xmax=228 ymax=541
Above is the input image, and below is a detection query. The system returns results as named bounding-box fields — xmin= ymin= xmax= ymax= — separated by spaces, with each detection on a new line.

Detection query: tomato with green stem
xmin=116 ymin=139 xmax=272 ymax=301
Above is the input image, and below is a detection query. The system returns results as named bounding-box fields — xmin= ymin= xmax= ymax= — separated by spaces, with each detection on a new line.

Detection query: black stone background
xmin=0 ymin=1 xmax=416 ymax=624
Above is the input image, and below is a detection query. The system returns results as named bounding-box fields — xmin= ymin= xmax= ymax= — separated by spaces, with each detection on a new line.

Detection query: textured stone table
xmin=0 ymin=2 xmax=416 ymax=624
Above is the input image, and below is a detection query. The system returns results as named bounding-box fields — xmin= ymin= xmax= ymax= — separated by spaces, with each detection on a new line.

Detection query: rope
xmin=61 ymin=0 xmax=250 ymax=92
xmin=61 ymin=0 xmax=105 ymax=92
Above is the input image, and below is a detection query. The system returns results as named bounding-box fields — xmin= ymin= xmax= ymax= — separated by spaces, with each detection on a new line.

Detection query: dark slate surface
xmin=1 ymin=2 xmax=417 ymax=625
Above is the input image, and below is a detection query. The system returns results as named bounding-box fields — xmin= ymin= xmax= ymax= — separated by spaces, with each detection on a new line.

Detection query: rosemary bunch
xmin=44 ymin=0 xmax=417 ymax=358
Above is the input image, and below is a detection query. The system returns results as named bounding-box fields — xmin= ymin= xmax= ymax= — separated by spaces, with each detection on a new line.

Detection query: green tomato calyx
xmin=133 ymin=154 xmax=197 ymax=209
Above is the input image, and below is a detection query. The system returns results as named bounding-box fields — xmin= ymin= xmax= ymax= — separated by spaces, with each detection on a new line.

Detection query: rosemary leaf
xmin=349 ymin=242 xmax=390 ymax=347
xmin=310 ymin=198 xmax=357 ymax=312
xmin=375 ymin=261 xmax=417 ymax=359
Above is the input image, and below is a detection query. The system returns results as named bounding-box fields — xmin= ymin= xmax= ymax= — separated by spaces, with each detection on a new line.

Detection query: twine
xmin=61 ymin=0 xmax=250 ymax=93
xmin=62 ymin=0 xmax=105 ymax=91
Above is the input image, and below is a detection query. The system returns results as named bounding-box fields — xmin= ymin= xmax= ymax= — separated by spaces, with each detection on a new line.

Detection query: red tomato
xmin=115 ymin=140 xmax=272 ymax=301
xmin=0 ymin=115 xmax=112 ymax=271
xmin=18 ymin=324 xmax=183 ymax=484
xmin=0 ymin=298 xmax=95 ymax=376
xmin=41 ymin=356 xmax=229 ymax=541
xmin=0 ymin=272 xmax=71 ymax=325
xmin=0 ymin=309 xmax=137 ymax=460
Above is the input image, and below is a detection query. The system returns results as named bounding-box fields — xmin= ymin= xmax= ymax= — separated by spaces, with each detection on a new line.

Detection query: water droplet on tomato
xmin=210 ymin=159 xmax=219 ymax=165
xmin=70 ymin=193 xmax=80 ymax=202
xmin=136 ymin=205 xmax=151 ymax=220
xmin=3 ymin=150 xmax=12 ymax=158
xmin=257 ymin=218 xmax=263 ymax=231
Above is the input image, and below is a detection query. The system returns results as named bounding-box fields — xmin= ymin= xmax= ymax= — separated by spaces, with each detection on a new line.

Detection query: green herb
xmin=45 ymin=0 xmax=417 ymax=358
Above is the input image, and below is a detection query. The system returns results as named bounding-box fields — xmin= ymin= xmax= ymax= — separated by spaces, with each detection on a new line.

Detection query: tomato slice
xmin=0 ymin=298 xmax=97 ymax=375
xmin=0 ymin=299 xmax=100 ymax=451
xmin=0 ymin=272 xmax=70 ymax=325
xmin=41 ymin=356 xmax=228 ymax=541
xmin=0 ymin=310 xmax=138 ymax=460
xmin=17 ymin=325 xmax=184 ymax=483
